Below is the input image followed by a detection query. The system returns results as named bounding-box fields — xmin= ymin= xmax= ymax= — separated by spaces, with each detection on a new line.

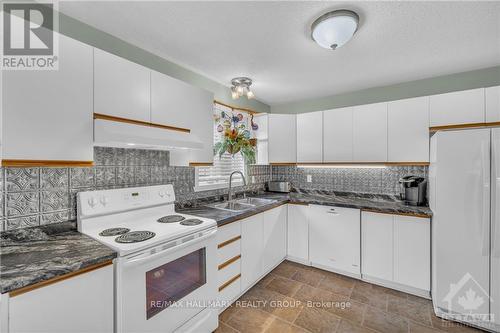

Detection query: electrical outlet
xmin=307 ymin=175 xmax=312 ymax=183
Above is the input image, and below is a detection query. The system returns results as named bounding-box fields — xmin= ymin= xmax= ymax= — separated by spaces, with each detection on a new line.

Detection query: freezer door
xmin=491 ymin=128 xmax=500 ymax=327
xmin=431 ymin=129 xmax=490 ymax=318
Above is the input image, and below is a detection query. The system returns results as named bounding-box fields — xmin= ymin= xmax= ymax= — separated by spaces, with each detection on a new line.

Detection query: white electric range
xmin=77 ymin=184 xmax=218 ymax=333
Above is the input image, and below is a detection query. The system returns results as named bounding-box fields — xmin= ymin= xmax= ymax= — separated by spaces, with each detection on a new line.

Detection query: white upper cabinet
xmin=296 ymin=111 xmax=323 ymax=163
xmin=323 ymin=107 xmax=354 ymax=162
xmin=94 ymin=48 xmax=150 ymax=122
xmin=2 ymin=33 xmax=93 ymax=162
xmin=352 ymin=103 xmax=388 ymax=162
xmin=388 ymin=97 xmax=430 ymax=162
xmin=268 ymin=114 xmax=296 ymax=163
xmin=151 ymin=71 xmax=209 ymax=130
xmin=486 ymin=86 xmax=500 ymax=123
xmin=429 ymin=88 xmax=485 ymax=127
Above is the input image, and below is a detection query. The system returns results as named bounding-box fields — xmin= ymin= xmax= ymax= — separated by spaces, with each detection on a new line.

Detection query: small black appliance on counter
xmin=398 ymin=176 xmax=427 ymax=206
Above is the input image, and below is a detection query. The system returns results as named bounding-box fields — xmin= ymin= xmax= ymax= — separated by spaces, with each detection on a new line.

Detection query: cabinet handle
xmin=328 ymin=211 xmax=339 ymax=215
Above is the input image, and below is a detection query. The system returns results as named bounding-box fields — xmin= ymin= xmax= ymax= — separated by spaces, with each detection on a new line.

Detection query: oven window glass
xmin=146 ymin=248 xmax=206 ymax=319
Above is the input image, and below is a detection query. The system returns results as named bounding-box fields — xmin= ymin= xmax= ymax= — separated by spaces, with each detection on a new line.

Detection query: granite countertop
xmin=0 ymin=222 xmax=117 ymax=294
xmin=177 ymin=189 xmax=432 ymax=227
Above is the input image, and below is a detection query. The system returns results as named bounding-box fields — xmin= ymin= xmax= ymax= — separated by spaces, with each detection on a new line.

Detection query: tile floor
xmin=217 ymin=261 xmax=486 ymax=333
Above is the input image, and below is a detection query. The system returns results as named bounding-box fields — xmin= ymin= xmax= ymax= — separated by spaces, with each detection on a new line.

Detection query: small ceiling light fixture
xmin=311 ymin=9 xmax=359 ymax=50
xmin=231 ymin=77 xmax=255 ymax=100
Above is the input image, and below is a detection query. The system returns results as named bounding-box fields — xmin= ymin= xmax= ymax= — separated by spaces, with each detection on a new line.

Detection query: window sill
xmin=194 ymin=181 xmax=244 ymax=192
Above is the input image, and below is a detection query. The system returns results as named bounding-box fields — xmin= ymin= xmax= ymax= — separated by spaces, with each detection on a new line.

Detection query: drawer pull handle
xmin=219 ymin=274 xmax=241 ymax=292
xmin=218 ymin=254 xmax=241 ymax=271
xmin=218 ymin=235 xmax=241 ymax=249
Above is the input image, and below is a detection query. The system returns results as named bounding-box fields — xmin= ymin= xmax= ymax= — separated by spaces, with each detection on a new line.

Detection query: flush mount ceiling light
xmin=231 ymin=77 xmax=255 ymax=100
xmin=311 ymin=9 xmax=359 ymax=50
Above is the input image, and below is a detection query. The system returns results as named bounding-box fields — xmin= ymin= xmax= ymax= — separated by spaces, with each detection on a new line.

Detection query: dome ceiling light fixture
xmin=230 ymin=77 xmax=255 ymax=100
xmin=311 ymin=9 xmax=359 ymax=50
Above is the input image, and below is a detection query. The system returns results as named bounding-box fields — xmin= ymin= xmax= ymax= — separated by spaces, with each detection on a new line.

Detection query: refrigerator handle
xmin=493 ymin=132 xmax=500 ymax=258
xmin=480 ymin=140 xmax=490 ymax=257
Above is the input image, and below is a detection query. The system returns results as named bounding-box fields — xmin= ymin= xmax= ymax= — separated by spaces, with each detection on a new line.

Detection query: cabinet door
xmin=323 ymin=107 xmax=353 ymax=162
xmin=268 ymin=114 xmax=296 ymax=163
xmin=240 ymin=214 xmax=264 ymax=291
xmin=353 ymin=103 xmax=388 ymax=162
xmin=262 ymin=205 xmax=287 ymax=273
xmin=361 ymin=212 xmax=393 ymax=281
xmin=287 ymin=204 xmax=309 ymax=263
xmin=9 ymin=265 xmax=113 ymax=333
xmin=486 ymin=86 xmax=500 ymax=123
xmin=429 ymin=88 xmax=485 ymax=127
xmin=309 ymin=205 xmax=360 ymax=275
xmin=388 ymin=97 xmax=429 ymax=162
xmin=168 ymin=89 xmax=214 ymax=166
xmin=94 ymin=48 xmax=150 ymax=122
xmin=2 ymin=34 xmax=93 ymax=162
xmin=254 ymin=114 xmax=269 ymax=165
xmin=151 ymin=71 xmax=208 ymax=130
xmin=296 ymin=111 xmax=323 ymax=163
xmin=393 ymin=216 xmax=430 ymax=291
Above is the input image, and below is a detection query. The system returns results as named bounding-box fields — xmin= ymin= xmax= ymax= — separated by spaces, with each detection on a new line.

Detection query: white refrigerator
xmin=430 ymin=128 xmax=499 ymax=332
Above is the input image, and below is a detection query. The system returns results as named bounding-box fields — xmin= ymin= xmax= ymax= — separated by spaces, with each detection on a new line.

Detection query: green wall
xmin=57 ymin=13 xmax=271 ymax=114
xmin=271 ymin=66 xmax=500 ymax=114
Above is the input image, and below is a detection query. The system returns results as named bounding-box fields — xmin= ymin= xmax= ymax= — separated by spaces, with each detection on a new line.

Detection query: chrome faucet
xmin=228 ymin=171 xmax=246 ymax=201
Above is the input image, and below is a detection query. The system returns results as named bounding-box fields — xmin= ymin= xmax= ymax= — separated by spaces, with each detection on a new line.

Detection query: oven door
xmin=116 ymin=227 xmax=217 ymax=333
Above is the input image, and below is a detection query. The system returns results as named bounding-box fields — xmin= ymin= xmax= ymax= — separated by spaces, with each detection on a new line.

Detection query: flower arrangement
xmin=213 ymin=110 xmax=257 ymax=164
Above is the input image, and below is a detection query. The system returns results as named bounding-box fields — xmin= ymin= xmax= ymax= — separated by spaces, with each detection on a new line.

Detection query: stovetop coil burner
xmin=180 ymin=219 xmax=203 ymax=226
xmin=99 ymin=227 xmax=130 ymax=237
xmin=157 ymin=215 xmax=185 ymax=223
xmin=115 ymin=231 xmax=155 ymax=243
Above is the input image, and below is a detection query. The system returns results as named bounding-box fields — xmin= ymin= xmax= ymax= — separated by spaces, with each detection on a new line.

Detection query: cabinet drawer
xmin=218 ymin=274 xmax=241 ymax=307
xmin=218 ymin=239 xmax=241 ymax=265
xmin=217 ymin=222 xmax=241 ymax=245
xmin=218 ymin=258 xmax=241 ymax=286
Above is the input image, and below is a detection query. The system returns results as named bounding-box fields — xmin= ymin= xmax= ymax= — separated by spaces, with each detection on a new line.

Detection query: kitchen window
xmin=195 ymin=103 xmax=254 ymax=191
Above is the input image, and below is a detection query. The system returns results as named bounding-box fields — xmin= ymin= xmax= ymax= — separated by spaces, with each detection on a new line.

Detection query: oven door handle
xmin=121 ymin=228 xmax=217 ymax=267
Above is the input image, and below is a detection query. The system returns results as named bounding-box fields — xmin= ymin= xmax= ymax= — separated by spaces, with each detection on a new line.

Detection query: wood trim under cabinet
xmin=270 ymin=162 xmax=298 ymax=166
xmin=9 ymin=260 xmax=113 ymax=297
xmin=94 ymin=113 xmax=191 ymax=133
xmin=218 ymin=255 xmax=241 ymax=271
xmin=296 ymin=162 xmax=430 ymax=166
xmin=214 ymin=100 xmax=261 ymax=115
xmin=361 ymin=208 xmax=431 ymax=219
xmin=2 ymin=160 xmax=94 ymax=167
xmin=429 ymin=122 xmax=500 ymax=132
xmin=189 ymin=162 xmax=214 ymax=167
xmin=217 ymin=235 xmax=241 ymax=249
xmin=218 ymin=274 xmax=241 ymax=292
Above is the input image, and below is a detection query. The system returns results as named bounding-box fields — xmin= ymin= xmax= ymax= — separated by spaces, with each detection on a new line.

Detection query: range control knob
xmin=88 ymin=197 xmax=97 ymax=208
xmin=158 ymin=190 xmax=165 ymax=198
xmin=100 ymin=196 xmax=109 ymax=206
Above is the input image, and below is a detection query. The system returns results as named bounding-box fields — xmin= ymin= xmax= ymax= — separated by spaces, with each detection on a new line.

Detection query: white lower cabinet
xmin=287 ymin=204 xmax=309 ymax=264
xmin=309 ymin=205 xmax=361 ymax=276
xmin=216 ymin=222 xmax=242 ymax=310
xmin=361 ymin=211 xmax=430 ymax=295
xmin=240 ymin=213 xmax=264 ymax=292
xmin=262 ymin=205 xmax=287 ymax=274
xmin=8 ymin=264 xmax=113 ymax=333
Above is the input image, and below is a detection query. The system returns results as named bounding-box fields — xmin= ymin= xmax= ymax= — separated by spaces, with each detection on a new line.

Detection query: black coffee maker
xmin=398 ymin=176 xmax=427 ymax=206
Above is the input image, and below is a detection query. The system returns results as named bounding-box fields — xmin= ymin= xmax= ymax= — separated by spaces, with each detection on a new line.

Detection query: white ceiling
xmin=59 ymin=1 xmax=500 ymax=106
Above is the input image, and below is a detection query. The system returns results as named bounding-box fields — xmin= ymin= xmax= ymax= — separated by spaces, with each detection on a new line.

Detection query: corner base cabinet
xmin=309 ymin=205 xmax=361 ymax=276
xmin=6 ymin=264 xmax=113 ymax=333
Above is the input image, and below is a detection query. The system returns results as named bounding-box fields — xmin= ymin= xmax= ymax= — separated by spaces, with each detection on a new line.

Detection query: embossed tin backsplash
xmin=0 ymin=147 xmax=427 ymax=231
xmin=0 ymin=147 xmax=270 ymax=231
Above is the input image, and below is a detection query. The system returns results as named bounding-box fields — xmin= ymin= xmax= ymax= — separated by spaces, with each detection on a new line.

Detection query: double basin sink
xmin=208 ymin=197 xmax=276 ymax=212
